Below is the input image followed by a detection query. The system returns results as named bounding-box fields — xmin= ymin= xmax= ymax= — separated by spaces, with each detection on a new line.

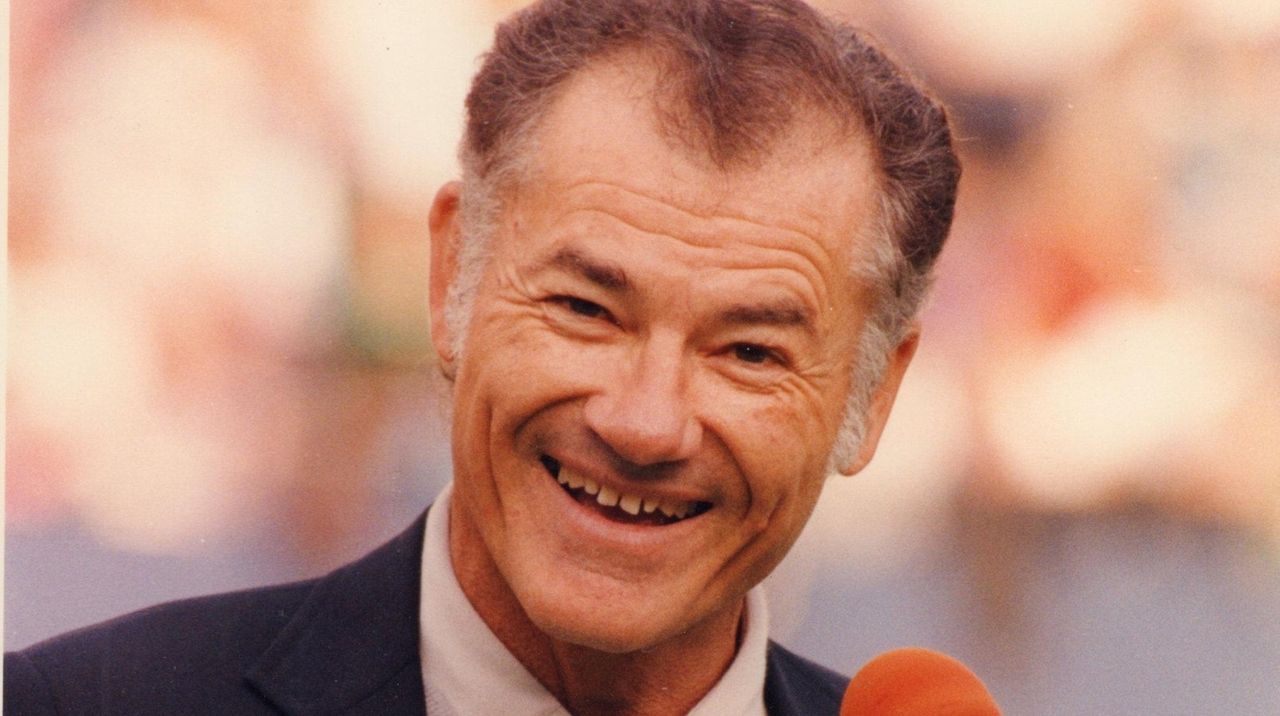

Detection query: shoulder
xmin=4 ymin=579 xmax=316 ymax=715
xmin=4 ymin=513 xmax=430 ymax=716
xmin=763 ymin=641 xmax=848 ymax=716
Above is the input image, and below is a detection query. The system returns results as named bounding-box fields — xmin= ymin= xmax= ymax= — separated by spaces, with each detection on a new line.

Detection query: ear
xmin=428 ymin=181 xmax=463 ymax=379
xmin=836 ymin=328 xmax=920 ymax=476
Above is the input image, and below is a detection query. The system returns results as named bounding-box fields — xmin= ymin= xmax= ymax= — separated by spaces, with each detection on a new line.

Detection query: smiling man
xmin=5 ymin=1 xmax=958 ymax=715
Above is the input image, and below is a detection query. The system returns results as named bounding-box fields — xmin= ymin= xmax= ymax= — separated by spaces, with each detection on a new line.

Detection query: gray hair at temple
xmin=443 ymin=0 xmax=961 ymax=471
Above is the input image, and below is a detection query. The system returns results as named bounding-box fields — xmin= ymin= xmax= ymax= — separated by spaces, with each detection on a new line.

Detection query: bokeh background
xmin=7 ymin=0 xmax=1280 ymax=712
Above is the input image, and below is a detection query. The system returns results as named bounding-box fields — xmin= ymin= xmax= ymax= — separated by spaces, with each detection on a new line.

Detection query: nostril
xmin=539 ymin=454 xmax=561 ymax=477
xmin=582 ymin=393 xmax=702 ymax=467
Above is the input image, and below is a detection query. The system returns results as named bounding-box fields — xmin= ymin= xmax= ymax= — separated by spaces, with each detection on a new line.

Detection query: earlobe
xmin=836 ymin=329 xmax=920 ymax=476
xmin=428 ymin=181 xmax=464 ymax=379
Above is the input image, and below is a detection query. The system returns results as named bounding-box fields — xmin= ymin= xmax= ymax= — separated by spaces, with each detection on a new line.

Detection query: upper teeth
xmin=597 ymin=484 xmax=620 ymax=507
xmin=556 ymin=467 xmax=696 ymax=519
xmin=618 ymin=494 xmax=641 ymax=514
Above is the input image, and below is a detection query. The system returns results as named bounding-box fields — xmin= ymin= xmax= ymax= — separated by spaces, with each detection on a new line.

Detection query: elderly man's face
xmin=429 ymin=60 xmax=910 ymax=654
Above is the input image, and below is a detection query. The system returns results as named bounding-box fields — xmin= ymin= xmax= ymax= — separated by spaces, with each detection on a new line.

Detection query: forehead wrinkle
xmin=551 ymin=182 xmax=843 ymax=311
xmin=564 ymin=180 xmax=835 ymax=258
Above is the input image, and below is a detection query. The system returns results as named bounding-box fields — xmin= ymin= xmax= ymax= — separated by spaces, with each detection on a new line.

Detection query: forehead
xmin=509 ymin=56 xmax=881 ymax=267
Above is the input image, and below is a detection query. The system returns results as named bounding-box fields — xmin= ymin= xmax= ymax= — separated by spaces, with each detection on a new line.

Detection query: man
xmin=5 ymin=1 xmax=959 ymax=714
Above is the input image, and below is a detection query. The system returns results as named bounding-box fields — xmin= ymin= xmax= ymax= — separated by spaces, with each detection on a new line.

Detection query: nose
xmin=582 ymin=335 xmax=702 ymax=466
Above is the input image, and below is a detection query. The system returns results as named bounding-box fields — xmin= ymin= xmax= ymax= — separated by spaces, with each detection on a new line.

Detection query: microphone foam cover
xmin=840 ymin=647 xmax=1001 ymax=715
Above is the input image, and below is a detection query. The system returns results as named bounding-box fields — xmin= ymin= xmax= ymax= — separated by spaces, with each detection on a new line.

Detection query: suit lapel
xmin=763 ymin=642 xmax=848 ymax=715
xmin=246 ymin=513 xmax=429 ymax=716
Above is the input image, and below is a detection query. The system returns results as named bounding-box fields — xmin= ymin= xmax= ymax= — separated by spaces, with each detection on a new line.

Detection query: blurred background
xmin=6 ymin=0 xmax=1280 ymax=712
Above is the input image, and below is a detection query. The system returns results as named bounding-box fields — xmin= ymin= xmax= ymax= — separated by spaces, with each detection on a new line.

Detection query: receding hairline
xmin=484 ymin=45 xmax=876 ymax=190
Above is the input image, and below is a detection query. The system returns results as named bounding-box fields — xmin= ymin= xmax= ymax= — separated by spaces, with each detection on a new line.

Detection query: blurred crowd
xmin=9 ymin=0 xmax=496 ymax=561
xmin=804 ymin=0 xmax=1280 ymax=567
xmin=8 ymin=0 xmax=1280 ymax=683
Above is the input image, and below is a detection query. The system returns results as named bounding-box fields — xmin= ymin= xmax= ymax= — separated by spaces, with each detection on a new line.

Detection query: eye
xmin=551 ymin=295 xmax=612 ymax=321
xmin=732 ymin=343 xmax=772 ymax=365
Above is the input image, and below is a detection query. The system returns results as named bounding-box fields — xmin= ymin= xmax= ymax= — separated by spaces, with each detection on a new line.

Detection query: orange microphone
xmin=840 ymin=647 xmax=1001 ymax=715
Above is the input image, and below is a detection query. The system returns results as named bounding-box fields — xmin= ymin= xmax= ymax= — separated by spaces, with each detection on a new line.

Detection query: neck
xmin=448 ymin=502 xmax=743 ymax=716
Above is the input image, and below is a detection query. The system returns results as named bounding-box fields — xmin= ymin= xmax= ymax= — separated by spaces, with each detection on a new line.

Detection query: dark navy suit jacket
xmin=5 ymin=513 xmax=847 ymax=715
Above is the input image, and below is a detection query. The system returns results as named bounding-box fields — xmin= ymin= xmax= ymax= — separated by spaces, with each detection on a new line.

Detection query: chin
xmin=537 ymin=618 xmax=670 ymax=655
xmin=518 ymin=585 xmax=683 ymax=654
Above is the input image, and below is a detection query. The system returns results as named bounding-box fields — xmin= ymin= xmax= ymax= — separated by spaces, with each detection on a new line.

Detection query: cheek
xmin=711 ymin=396 xmax=836 ymax=568
xmin=707 ymin=384 xmax=839 ymax=481
xmin=457 ymin=309 xmax=620 ymax=429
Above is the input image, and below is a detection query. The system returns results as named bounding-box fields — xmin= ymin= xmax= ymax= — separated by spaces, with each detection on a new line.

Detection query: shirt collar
xmin=419 ymin=482 xmax=768 ymax=716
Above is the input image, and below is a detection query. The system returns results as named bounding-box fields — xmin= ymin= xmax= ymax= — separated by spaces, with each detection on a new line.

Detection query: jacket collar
xmin=246 ymin=513 xmax=429 ymax=716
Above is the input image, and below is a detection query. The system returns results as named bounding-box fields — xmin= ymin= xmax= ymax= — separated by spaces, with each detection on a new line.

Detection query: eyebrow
xmin=719 ymin=301 xmax=816 ymax=333
xmin=539 ymin=246 xmax=816 ymax=333
xmin=540 ymin=247 xmax=630 ymax=291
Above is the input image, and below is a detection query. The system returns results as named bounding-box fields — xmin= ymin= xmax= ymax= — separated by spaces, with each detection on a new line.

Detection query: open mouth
xmin=540 ymin=455 xmax=712 ymax=526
